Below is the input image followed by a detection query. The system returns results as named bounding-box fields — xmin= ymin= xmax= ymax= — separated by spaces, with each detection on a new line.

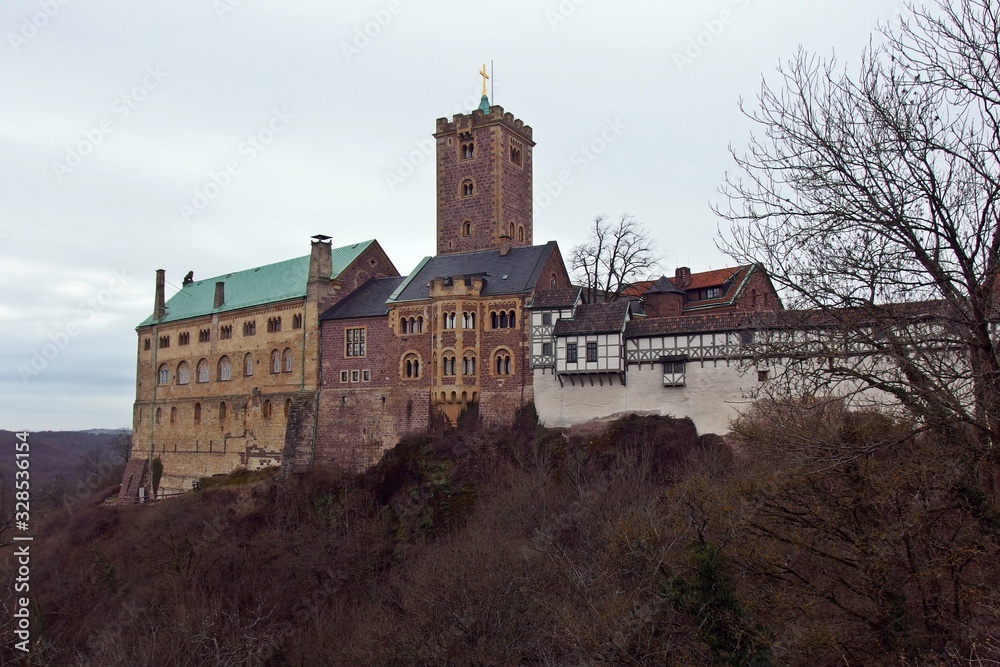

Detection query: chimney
xmin=307 ymin=234 xmax=335 ymax=312
xmin=674 ymin=267 xmax=692 ymax=289
xmin=499 ymin=234 xmax=512 ymax=257
xmin=309 ymin=234 xmax=333 ymax=283
xmin=214 ymin=281 xmax=225 ymax=309
xmin=153 ymin=269 xmax=166 ymax=320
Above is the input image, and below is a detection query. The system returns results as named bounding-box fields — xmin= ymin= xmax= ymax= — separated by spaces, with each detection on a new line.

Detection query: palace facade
xmin=121 ymin=91 xmax=781 ymax=500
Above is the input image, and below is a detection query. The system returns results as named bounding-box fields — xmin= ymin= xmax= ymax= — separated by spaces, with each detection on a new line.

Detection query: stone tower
xmin=434 ymin=95 xmax=535 ymax=255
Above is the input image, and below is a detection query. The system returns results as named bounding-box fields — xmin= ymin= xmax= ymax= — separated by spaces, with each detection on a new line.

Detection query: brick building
xmin=123 ymin=89 xmax=784 ymax=498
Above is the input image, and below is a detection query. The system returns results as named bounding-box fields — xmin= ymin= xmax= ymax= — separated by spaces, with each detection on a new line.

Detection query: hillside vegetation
xmin=1 ymin=406 xmax=998 ymax=666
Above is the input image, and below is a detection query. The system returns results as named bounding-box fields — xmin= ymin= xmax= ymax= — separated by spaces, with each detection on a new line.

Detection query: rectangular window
xmin=542 ymin=342 xmax=553 ymax=356
xmin=706 ymin=287 xmax=722 ymax=299
xmin=345 ymin=328 xmax=366 ymax=357
xmin=757 ymin=369 xmax=769 ymax=383
xmin=663 ymin=361 xmax=686 ymax=387
xmin=362 ymin=370 xmax=371 ymax=382
xmin=351 ymin=370 xmax=359 ymax=382
xmin=586 ymin=341 xmax=598 ymax=362
xmin=542 ymin=312 xmax=552 ymax=326
xmin=340 ymin=371 xmax=348 ymax=383
xmin=566 ymin=343 xmax=578 ymax=363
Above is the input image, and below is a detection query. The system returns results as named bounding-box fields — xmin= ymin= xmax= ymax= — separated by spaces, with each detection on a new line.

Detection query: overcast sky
xmin=1 ymin=0 xmax=903 ymax=430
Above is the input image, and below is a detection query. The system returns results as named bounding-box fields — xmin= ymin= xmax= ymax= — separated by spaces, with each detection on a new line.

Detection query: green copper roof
xmin=138 ymin=240 xmax=376 ymax=327
xmin=478 ymin=94 xmax=490 ymax=113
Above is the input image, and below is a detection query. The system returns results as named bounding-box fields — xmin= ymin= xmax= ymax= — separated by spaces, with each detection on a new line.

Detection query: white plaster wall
xmin=533 ymin=360 xmax=761 ymax=435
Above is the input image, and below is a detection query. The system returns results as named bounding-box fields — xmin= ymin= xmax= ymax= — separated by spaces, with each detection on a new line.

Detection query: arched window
xmin=461 ymin=179 xmax=473 ymax=197
xmin=495 ymin=352 xmax=512 ymax=375
xmin=550 ymin=273 xmax=557 ymax=289
xmin=409 ymin=317 xmax=415 ymax=334
xmin=170 ymin=406 xmax=177 ymax=424
xmin=509 ymin=223 xmax=515 ymax=238
xmin=400 ymin=315 xmax=408 ymax=333
xmin=403 ymin=354 xmax=421 ymax=379
xmin=155 ymin=407 xmax=162 ymax=424
xmin=461 ymin=142 xmax=474 ymax=159
xmin=157 ymin=364 xmax=169 ymax=385
xmin=263 ymin=399 xmax=272 ymax=420
xmin=508 ymin=310 xmax=516 ymax=328
xmin=284 ymin=398 xmax=292 ymax=416
xmin=244 ymin=353 xmax=253 ymax=377
xmin=283 ymin=348 xmax=293 ymax=372
xmin=518 ymin=226 xmax=525 ymax=243
xmin=499 ymin=311 xmax=508 ymax=328
xmin=194 ymin=402 xmax=201 ymax=425
xmin=463 ymin=221 xmax=472 ymax=236
xmin=197 ymin=359 xmax=209 ymax=383
xmin=219 ymin=402 xmax=227 ymax=422
xmin=271 ymin=350 xmax=280 ymax=374
xmin=417 ymin=316 xmax=423 ymax=333
xmin=218 ymin=356 xmax=232 ymax=381
xmin=491 ymin=312 xmax=498 ymax=329
xmin=442 ymin=355 xmax=456 ymax=376
xmin=292 ymin=313 xmax=303 ymax=329
xmin=462 ymin=355 xmax=477 ymax=376
xmin=177 ymin=361 xmax=190 ymax=385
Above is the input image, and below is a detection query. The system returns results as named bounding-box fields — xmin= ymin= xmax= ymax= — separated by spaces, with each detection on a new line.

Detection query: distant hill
xmin=0 ymin=429 xmax=126 ymax=500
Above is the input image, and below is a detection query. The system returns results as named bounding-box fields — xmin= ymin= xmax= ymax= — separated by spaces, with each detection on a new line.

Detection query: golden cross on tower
xmin=479 ymin=63 xmax=490 ymax=96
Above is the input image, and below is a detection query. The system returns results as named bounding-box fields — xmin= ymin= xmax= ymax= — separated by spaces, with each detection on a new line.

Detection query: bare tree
xmin=570 ymin=213 xmax=660 ymax=302
xmin=716 ymin=0 xmax=1000 ymax=450
xmin=109 ymin=428 xmax=132 ymax=463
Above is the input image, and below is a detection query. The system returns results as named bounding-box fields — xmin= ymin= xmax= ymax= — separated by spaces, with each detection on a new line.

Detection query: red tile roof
xmin=686 ymin=266 xmax=746 ymax=290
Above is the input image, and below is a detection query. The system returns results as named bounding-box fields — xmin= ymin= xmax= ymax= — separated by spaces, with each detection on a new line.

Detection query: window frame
xmin=345 ymin=327 xmax=366 ymax=357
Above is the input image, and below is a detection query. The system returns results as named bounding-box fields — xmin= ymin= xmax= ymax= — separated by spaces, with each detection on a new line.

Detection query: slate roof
xmin=646 ymin=276 xmax=684 ymax=295
xmin=138 ymin=240 xmax=376 ymax=326
xmin=321 ymin=276 xmax=406 ymax=320
xmin=527 ymin=287 xmax=582 ymax=309
xmin=389 ymin=242 xmax=559 ymax=303
xmin=553 ymin=300 xmax=632 ymax=336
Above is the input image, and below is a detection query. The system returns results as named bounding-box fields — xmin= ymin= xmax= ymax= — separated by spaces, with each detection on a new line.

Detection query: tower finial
xmin=477 ymin=63 xmax=491 ymax=113
xmin=479 ymin=63 xmax=490 ymax=97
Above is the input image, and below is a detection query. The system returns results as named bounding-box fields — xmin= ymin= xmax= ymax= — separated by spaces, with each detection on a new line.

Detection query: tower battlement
xmin=434 ymin=105 xmax=534 ymax=142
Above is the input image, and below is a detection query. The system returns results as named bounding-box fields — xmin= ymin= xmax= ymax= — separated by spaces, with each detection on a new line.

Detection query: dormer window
xmin=706 ymin=287 xmax=723 ymax=299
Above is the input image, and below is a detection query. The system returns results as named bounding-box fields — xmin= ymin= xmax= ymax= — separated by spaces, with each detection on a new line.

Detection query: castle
xmin=121 ymin=86 xmax=781 ymax=500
